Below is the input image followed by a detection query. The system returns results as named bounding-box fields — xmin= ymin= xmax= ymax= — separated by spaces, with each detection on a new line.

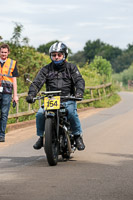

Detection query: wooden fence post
xmin=90 ymin=89 xmax=93 ymax=99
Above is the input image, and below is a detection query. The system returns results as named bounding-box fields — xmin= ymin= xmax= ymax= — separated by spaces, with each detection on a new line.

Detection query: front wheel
xmin=45 ymin=117 xmax=58 ymax=166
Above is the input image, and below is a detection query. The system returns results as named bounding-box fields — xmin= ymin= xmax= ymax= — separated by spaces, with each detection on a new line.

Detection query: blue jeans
xmin=36 ymin=100 xmax=82 ymax=137
xmin=0 ymin=94 xmax=12 ymax=138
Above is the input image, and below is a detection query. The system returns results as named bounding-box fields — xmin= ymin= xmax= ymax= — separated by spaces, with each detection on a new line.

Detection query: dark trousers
xmin=0 ymin=94 xmax=12 ymax=138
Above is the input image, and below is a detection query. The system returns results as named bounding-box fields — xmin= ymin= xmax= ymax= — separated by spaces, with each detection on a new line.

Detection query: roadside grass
xmin=77 ymin=93 xmax=121 ymax=109
xmin=90 ymin=93 xmax=121 ymax=108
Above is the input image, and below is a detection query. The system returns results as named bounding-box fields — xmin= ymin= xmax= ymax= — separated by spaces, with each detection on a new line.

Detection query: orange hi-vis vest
xmin=0 ymin=58 xmax=16 ymax=94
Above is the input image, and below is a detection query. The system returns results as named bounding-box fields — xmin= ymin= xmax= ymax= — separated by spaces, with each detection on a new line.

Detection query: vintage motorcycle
xmin=34 ymin=91 xmax=82 ymax=166
xmin=24 ymin=74 xmax=82 ymax=166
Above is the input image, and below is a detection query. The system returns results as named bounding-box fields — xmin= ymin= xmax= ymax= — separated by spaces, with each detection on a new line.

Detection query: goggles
xmin=51 ymin=53 xmax=63 ymax=57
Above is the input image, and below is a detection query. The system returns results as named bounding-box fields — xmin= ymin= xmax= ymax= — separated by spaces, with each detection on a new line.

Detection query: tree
xmin=89 ymin=56 xmax=112 ymax=82
xmin=98 ymin=45 xmax=122 ymax=63
xmin=11 ymin=22 xmax=23 ymax=46
xmin=83 ymin=39 xmax=105 ymax=62
xmin=37 ymin=40 xmax=59 ymax=54
xmin=68 ymin=51 xmax=86 ymax=67
xmin=112 ymin=50 xmax=133 ymax=73
xmin=126 ymin=43 xmax=133 ymax=52
xmin=22 ymin=37 xmax=29 ymax=46
xmin=10 ymin=22 xmax=29 ymax=47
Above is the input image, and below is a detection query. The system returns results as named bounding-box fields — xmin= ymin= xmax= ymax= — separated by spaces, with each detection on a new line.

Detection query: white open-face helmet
xmin=49 ymin=42 xmax=68 ymax=60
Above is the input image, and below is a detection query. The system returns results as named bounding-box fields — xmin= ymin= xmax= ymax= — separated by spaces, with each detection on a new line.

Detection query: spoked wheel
xmin=45 ymin=118 xmax=58 ymax=166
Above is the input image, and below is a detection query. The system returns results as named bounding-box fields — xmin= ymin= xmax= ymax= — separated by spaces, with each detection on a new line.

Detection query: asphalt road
xmin=1 ymin=91 xmax=133 ymax=200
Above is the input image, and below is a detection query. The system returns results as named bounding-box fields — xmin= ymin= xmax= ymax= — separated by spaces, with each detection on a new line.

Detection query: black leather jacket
xmin=28 ymin=61 xmax=85 ymax=98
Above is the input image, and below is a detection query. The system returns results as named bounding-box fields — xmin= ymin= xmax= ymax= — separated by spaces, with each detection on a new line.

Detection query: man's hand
xmin=26 ymin=95 xmax=35 ymax=104
xmin=75 ymin=93 xmax=83 ymax=99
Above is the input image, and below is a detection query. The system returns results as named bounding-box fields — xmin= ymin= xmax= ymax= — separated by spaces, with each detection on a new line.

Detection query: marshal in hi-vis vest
xmin=0 ymin=58 xmax=16 ymax=94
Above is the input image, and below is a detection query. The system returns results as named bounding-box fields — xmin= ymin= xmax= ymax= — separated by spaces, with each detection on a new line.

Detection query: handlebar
xmin=33 ymin=92 xmax=82 ymax=102
xmin=33 ymin=96 xmax=44 ymax=101
xmin=61 ymin=96 xmax=82 ymax=101
xmin=41 ymin=91 xmax=61 ymax=95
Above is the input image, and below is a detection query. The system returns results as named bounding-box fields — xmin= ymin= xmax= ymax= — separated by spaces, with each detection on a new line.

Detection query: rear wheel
xmin=45 ymin=118 xmax=58 ymax=166
xmin=62 ymin=151 xmax=70 ymax=159
xmin=61 ymin=134 xmax=71 ymax=160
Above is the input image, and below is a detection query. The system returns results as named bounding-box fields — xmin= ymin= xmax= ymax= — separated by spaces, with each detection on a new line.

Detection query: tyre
xmin=45 ymin=117 xmax=58 ymax=166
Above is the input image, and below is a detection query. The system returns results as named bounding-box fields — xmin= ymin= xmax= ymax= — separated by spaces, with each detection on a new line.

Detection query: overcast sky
xmin=0 ymin=0 xmax=133 ymax=53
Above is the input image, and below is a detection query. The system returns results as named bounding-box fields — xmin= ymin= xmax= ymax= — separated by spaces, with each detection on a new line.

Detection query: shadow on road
xmin=1 ymin=153 xmax=133 ymax=200
xmin=98 ymin=152 xmax=133 ymax=160
xmin=0 ymin=155 xmax=78 ymax=168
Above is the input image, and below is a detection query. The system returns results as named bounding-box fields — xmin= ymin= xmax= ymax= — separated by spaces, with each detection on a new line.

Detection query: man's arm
xmin=70 ymin=64 xmax=85 ymax=96
xmin=28 ymin=66 xmax=48 ymax=97
xmin=12 ymin=77 xmax=18 ymax=103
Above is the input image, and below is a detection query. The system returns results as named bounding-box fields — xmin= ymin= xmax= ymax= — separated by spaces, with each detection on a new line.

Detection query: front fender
xmin=46 ymin=111 xmax=55 ymax=118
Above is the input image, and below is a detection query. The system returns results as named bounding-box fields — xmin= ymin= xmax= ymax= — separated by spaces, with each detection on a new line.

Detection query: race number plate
xmin=44 ymin=96 xmax=60 ymax=110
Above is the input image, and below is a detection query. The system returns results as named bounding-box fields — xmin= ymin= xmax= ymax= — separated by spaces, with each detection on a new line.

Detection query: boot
xmin=0 ymin=136 xmax=5 ymax=142
xmin=33 ymin=137 xmax=43 ymax=150
xmin=75 ymin=135 xmax=85 ymax=151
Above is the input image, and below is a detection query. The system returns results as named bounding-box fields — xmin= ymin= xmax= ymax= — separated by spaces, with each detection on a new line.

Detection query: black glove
xmin=26 ymin=95 xmax=35 ymax=104
xmin=75 ymin=93 xmax=83 ymax=99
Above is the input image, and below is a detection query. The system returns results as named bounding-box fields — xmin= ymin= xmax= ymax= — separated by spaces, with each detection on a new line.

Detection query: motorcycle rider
xmin=26 ymin=42 xmax=85 ymax=151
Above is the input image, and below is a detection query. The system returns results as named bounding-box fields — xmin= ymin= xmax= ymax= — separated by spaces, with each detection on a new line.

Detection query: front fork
xmin=45 ymin=109 xmax=60 ymax=141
